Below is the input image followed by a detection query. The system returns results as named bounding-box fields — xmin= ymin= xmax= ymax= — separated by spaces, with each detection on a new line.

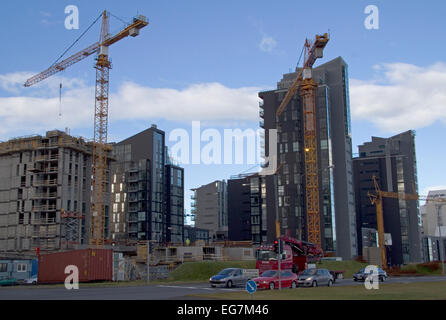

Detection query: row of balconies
xmin=35 ymin=154 xmax=59 ymax=162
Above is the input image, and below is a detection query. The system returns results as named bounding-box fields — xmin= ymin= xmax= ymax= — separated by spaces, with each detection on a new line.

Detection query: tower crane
xmin=275 ymin=33 xmax=329 ymax=247
xmin=24 ymin=10 xmax=148 ymax=247
xmin=368 ymin=175 xmax=446 ymax=268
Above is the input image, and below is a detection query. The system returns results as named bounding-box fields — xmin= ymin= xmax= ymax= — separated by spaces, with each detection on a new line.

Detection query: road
xmin=0 ymin=276 xmax=445 ymax=300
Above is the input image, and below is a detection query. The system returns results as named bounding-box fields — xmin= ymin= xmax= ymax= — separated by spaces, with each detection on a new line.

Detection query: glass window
xmin=17 ymin=264 xmax=27 ymax=272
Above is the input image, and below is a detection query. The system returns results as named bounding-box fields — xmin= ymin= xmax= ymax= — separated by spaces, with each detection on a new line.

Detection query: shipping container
xmin=38 ymin=249 xmax=113 ymax=284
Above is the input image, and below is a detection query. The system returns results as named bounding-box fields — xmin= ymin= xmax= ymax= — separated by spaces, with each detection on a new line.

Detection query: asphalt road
xmin=0 ymin=276 xmax=445 ymax=300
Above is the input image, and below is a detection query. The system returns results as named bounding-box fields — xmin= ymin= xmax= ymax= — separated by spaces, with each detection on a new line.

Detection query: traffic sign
xmin=246 ymin=280 xmax=257 ymax=294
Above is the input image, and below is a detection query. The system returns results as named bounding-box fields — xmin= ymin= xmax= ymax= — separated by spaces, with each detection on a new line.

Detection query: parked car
xmin=253 ymin=270 xmax=298 ymax=290
xmin=209 ymin=268 xmax=250 ymax=288
xmin=353 ymin=267 xmax=387 ymax=282
xmin=297 ymin=268 xmax=334 ymax=287
xmin=22 ymin=275 xmax=38 ymax=285
xmin=0 ymin=277 xmax=18 ymax=286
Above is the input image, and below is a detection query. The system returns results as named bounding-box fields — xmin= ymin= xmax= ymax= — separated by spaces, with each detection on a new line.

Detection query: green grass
xmin=189 ymin=281 xmax=446 ymax=300
xmin=168 ymin=260 xmax=256 ymax=282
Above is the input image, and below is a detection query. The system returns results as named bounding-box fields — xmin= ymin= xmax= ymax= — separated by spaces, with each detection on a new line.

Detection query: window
xmin=17 ymin=264 xmax=27 ymax=272
xmin=0 ymin=263 xmax=7 ymax=272
xmin=293 ymin=141 xmax=301 ymax=152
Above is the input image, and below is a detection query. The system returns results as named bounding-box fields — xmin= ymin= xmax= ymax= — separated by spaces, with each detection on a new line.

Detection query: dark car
xmin=297 ymin=268 xmax=334 ymax=287
xmin=353 ymin=267 xmax=387 ymax=282
xmin=209 ymin=268 xmax=250 ymax=288
xmin=253 ymin=270 xmax=298 ymax=290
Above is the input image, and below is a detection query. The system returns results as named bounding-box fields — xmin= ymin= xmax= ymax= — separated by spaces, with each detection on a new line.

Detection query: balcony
xmin=259 ymin=119 xmax=265 ymax=128
xmin=128 ymin=206 xmax=139 ymax=213
xmin=32 ymin=192 xmax=57 ymax=199
xmin=259 ymin=109 xmax=264 ymax=118
xmin=32 ymin=205 xmax=57 ymax=212
xmin=128 ymin=175 xmax=139 ymax=183
xmin=32 ymin=217 xmax=57 ymax=225
xmin=35 ymin=154 xmax=59 ymax=162
xmin=34 ymin=179 xmax=57 ymax=187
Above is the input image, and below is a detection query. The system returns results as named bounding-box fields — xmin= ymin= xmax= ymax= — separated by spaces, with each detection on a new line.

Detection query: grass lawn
xmin=189 ymin=281 xmax=446 ymax=300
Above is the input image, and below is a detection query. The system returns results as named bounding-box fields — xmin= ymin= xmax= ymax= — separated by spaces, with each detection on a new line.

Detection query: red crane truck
xmin=255 ymin=236 xmax=344 ymax=281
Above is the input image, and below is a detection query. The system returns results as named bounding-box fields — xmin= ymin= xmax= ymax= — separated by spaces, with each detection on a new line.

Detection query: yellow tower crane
xmin=275 ymin=33 xmax=329 ymax=247
xmin=368 ymin=175 xmax=446 ymax=269
xmin=24 ymin=10 xmax=148 ymax=247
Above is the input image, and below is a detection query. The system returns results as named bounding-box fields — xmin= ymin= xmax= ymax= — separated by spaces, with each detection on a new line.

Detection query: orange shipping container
xmin=38 ymin=249 xmax=113 ymax=284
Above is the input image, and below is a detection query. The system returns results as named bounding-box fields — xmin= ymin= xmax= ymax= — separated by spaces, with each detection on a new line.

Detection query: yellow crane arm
xmin=275 ymin=68 xmax=303 ymax=117
xmin=24 ymin=42 xmax=100 ymax=87
xmin=24 ymin=15 xmax=148 ymax=87
xmin=276 ymin=33 xmax=329 ymax=118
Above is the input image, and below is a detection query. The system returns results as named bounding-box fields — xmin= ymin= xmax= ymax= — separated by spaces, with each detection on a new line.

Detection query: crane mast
xmin=276 ymin=33 xmax=329 ymax=248
xmin=90 ymin=11 xmax=112 ymax=246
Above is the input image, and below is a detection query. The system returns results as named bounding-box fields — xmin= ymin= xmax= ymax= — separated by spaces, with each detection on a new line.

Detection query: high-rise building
xmin=227 ymin=173 xmax=266 ymax=244
xmin=110 ymin=125 xmax=184 ymax=244
xmin=420 ymin=190 xmax=446 ymax=262
xmin=191 ymin=180 xmax=227 ymax=241
xmin=353 ymin=130 xmax=422 ymax=265
xmin=0 ymin=130 xmax=112 ymax=253
xmin=258 ymin=57 xmax=357 ymax=259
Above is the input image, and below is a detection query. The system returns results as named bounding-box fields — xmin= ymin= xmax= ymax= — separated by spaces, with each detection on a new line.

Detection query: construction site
xmin=0 ymin=4 xmax=445 ymax=295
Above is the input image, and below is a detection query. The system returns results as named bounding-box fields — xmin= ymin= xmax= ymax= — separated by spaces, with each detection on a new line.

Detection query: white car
xmin=23 ymin=275 xmax=38 ymax=285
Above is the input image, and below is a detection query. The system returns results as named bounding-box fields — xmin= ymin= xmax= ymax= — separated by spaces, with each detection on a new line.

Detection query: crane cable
xmin=51 ymin=12 xmax=103 ymax=67
xmin=296 ymin=43 xmax=305 ymax=70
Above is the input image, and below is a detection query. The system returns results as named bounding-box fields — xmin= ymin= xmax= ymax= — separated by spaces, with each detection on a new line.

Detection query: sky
xmin=0 ymin=1 xmax=445 ymax=224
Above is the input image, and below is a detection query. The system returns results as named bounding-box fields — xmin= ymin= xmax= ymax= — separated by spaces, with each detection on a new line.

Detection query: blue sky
xmin=0 ymin=1 xmax=445 ymax=223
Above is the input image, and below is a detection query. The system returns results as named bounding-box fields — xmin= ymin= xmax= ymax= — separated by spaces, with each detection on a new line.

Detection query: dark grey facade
xmin=353 ymin=130 xmax=422 ymax=265
xmin=165 ymin=164 xmax=184 ymax=244
xmin=111 ymin=125 xmax=184 ymax=244
xmin=227 ymin=174 xmax=266 ymax=244
xmin=183 ymin=225 xmax=210 ymax=244
xmin=258 ymin=57 xmax=357 ymax=259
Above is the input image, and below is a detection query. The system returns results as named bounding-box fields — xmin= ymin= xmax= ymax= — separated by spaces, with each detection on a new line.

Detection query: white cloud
xmin=350 ymin=62 xmax=446 ymax=133
xmin=259 ymin=35 xmax=277 ymax=53
xmin=0 ymin=72 xmax=262 ymax=139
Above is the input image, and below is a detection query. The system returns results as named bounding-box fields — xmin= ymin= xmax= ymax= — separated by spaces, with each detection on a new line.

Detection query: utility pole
xmin=437 ymin=205 xmax=445 ymax=275
xmin=278 ymin=239 xmax=282 ymax=290
xmin=146 ymin=240 xmax=151 ymax=285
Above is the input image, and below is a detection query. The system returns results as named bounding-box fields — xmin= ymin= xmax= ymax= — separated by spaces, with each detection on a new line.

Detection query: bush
xmin=418 ymin=262 xmax=440 ymax=272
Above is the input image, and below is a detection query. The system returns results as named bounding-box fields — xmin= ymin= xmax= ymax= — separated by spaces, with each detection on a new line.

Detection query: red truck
xmin=256 ymin=236 xmax=323 ymax=274
xmin=256 ymin=236 xmax=344 ymax=281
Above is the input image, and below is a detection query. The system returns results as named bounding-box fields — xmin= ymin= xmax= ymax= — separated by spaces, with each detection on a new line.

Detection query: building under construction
xmin=0 ymin=130 xmax=112 ymax=254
